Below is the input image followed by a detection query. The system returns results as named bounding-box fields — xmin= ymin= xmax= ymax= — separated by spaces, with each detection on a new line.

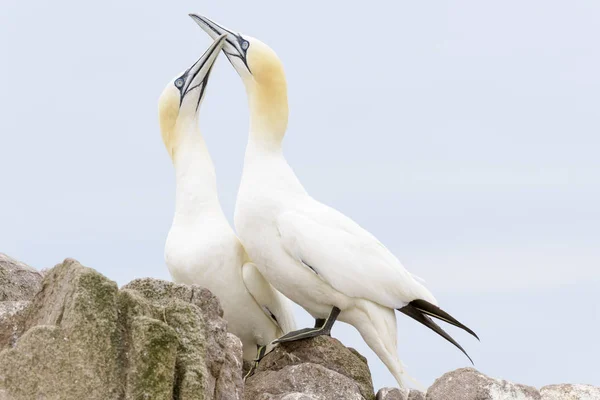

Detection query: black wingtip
xmin=399 ymin=304 xmax=474 ymax=364
xmin=410 ymin=299 xmax=480 ymax=341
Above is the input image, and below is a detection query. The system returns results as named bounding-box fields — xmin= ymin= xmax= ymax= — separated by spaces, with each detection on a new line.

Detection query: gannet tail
xmin=398 ymin=300 xmax=477 ymax=364
xmin=408 ymin=299 xmax=479 ymax=340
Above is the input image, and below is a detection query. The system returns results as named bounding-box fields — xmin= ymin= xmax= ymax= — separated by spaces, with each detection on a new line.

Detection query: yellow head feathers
xmin=158 ymin=83 xmax=181 ymax=160
xmin=244 ymin=38 xmax=289 ymax=141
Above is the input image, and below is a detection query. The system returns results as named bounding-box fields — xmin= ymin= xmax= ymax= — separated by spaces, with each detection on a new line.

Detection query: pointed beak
xmin=189 ymin=14 xmax=251 ymax=75
xmin=177 ymin=34 xmax=227 ymax=107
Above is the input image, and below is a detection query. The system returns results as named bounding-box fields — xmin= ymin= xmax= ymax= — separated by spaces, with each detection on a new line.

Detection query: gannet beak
xmin=189 ymin=14 xmax=251 ymax=75
xmin=175 ymin=33 xmax=227 ymax=108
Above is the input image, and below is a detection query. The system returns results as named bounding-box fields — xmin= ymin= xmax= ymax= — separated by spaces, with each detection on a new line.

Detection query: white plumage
xmin=158 ymin=34 xmax=295 ymax=362
xmin=191 ymin=15 xmax=477 ymax=387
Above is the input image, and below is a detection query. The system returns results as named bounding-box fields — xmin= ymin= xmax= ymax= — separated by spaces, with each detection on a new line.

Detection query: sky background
xmin=1 ymin=0 xmax=599 ymax=391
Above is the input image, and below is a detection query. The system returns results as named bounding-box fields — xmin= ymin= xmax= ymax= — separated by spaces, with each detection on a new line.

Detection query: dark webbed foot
xmin=244 ymin=345 xmax=267 ymax=380
xmin=273 ymin=307 xmax=340 ymax=344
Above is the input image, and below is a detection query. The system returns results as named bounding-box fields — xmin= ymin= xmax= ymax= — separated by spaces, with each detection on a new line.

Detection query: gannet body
xmin=158 ymin=33 xmax=296 ymax=363
xmin=191 ymin=15 xmax=478 ymax=387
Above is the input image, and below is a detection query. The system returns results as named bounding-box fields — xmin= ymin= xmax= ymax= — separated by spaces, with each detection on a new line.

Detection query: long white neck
xmin=172 ymin=119 xmax=223 ymax=221
xmin=242 ymin=82 xmax=306 ymax=195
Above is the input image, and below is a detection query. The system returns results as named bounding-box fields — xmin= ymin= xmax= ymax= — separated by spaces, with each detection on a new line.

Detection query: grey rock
xmin=123 ymin=278 xmax=244 ymax=400
xmin=250 ymin=335 xmax=374 ymax=400
xmin=246 ymin=363 xmax=364 ymax=400
xmin=0 ymin=259 xmax=123 ymax=399
xmin=0 ymin=258 xmax=244 ymax=400
xmin=377 ymin=387 xmax=408 ymax=400
xmin=407 ymin=390 xmax=425 ymax=400
xmin=280 ymin=395 xmax=318 ymax=400
xmin=540 ymin=384 xmax=600 ymax=400
xmin=427 ymin=368 xmax=541 ymax=400
xmin=0 ymin=301 xmax=30 ymax=348
xmin=0 ymin=253 xmax=43 ymax=301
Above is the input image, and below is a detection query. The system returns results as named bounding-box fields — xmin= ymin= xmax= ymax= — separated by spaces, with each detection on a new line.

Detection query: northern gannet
xmin=190 ymin=15 xmax=478 ymax=387
xmin=158 ymin=33 xmax=296 ymax=370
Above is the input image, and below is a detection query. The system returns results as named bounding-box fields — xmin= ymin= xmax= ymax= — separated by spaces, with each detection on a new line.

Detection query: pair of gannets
xmin=160 ymin=15 xmax=478 ymax=387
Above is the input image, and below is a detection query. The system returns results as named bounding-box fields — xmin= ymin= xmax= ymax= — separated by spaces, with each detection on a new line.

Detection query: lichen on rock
xmin=0 ymin=259 xmax=244 ymax=400
xmin=1 ymin=255 xmax=598 ymax=400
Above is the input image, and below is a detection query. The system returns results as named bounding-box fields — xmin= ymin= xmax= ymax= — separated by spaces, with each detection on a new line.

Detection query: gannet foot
xmin=244 ymin=345 xmax=267 ymax=381
xmin=273 ymin=307 xmax=340 ymax=344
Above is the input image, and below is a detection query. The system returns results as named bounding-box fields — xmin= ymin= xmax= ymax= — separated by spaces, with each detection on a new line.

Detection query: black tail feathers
xmin=398 ymin=299 xmax=478 ymax=364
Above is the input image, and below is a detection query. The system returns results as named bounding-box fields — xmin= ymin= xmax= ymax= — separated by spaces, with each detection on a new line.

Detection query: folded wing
xmin=276 ymin=206 xmax=437 ymax=309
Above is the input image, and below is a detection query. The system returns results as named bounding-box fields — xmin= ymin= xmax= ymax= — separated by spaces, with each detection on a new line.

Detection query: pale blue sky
xmin=1 ymin=0 xmax=598 ymax=390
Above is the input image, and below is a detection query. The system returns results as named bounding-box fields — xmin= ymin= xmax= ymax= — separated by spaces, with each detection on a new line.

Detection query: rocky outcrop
xmin=0 ymin=254 xmax=43 ymax=302
xmin=540 ymin=384 xmax=600 ymax=400
xmin=0 ymin=258 xmax=243 ymax=400
xmin=427 ymin=368 xmax=541 ymax=400
xmin=376 ymin=387 xmax=425 ymax=400
xmin=245 ymin=335 xmax=375 ymax=400
xmin=0 ymin=254 xmax=43 ymax=350
xmin=0 ymin=255 xmax=598 ymax=400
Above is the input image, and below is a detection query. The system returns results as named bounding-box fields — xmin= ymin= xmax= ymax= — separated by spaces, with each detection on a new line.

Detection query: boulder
xmin=427 ymin=368 xmax=541 ymax=400
xmin=540 ymin=384 xmax=600 ymax=399
xmin=245 ymin=335 xmax=375 ymax=400
xmin=375 ymin=387 xmax=425 ymax=400
xmin=407 ymin=390 xmax=425 ymax=400
xmin=376 ymin=387 xmax=409 ymax=400
xmin=0 ymin=253 xmax=43 ymax=301
xmin=0 ymin=258 xmax=244 ymax=400
xmin=0 ymin=301 xmax=30 ymax=348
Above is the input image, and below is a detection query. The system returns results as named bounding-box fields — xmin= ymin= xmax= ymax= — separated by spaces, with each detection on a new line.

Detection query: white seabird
xmin=190 ymin=15 xmax=478 ymax=387
xmin=158 ymin=33 xmax=296 ymax=369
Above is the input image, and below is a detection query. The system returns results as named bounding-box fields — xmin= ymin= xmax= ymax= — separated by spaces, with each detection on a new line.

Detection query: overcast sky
xmin=1 ymin=0 xmax=599 ymax=391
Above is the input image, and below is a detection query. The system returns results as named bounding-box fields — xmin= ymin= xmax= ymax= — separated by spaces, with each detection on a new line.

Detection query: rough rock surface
xmin=540 ymin=384 xmax=600 ymax=400
xmin=376 ymin=387 xmax=409 ymax=400
xmin=407 ymin=390 xmax=425 ymax=400
xmin=0 ymin=258 xmax=244 ymax=400
xmin=1 ymin=255 xmax=597 ymax=400
xmin=427 ymin=368 xmax=541 ymax=400
xmin=376 ymin=387 xmax=426 ymax=400
xmin=408 ymin=389 xmax=425 ymax=400
xmin=246 ymin=335 xmax=375 ymax=400
xmin=0 ymin=253 xmax=43 ymax=301
xmin=0 ymin=301 xmax=30 ymax=349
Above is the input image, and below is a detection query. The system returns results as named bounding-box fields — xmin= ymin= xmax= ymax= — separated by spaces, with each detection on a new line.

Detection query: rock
xmin=0 ymin=301 xmax=30 ymax=348
xmin=407 ymin=390 xmax=425 ymax=400
xmin=246 ymin=335 xmax=374 ymax=400
xmin=540 ymin=384 xmax=600 ymax=399
xmin=376 ymin=387 xmax=409 ymax=400
xmin=0 ymin=253 xmax=43 ymax=301
xmin=123 ymin=278 xmax=244 ymax=400
xmin=0 ymin=258 xmax=244 ymax=400
xmin=247 ymin=363 xmax=364 ymax=400
xmin=376 ymin=387 xmax=424 ymax=400
xmin=427 ymin=368 xmax=541 ymax=400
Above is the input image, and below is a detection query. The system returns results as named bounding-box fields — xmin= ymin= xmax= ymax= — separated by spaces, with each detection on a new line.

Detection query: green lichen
xmin=126 ymin=316 xmax=179 ymax=400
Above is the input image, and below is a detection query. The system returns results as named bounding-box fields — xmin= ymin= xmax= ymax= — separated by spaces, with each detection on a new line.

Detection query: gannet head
xmin=189 ymin=14 xmax=288 ymax=140
xmin=158 ymin=34 xmax=227 ymax=160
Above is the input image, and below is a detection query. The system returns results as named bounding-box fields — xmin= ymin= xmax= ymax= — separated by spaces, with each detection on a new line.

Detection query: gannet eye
xmin=175 ymin=79 xmax=184 ymax=88
xmin=241 ymin=40 xmax=249 ymax=51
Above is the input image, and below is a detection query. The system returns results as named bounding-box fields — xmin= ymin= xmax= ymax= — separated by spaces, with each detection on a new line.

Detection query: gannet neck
xmin=172 ymin=121 xmax=221 ymax=219
xmin=245 ymin=66 xmax=288 ymax=149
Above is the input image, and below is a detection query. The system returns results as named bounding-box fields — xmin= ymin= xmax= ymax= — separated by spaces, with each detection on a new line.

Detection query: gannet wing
xmin=276 ymin=208 xmax=437 ymax=309
xmin=242 ymin=262 xmax=297 ymax=334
